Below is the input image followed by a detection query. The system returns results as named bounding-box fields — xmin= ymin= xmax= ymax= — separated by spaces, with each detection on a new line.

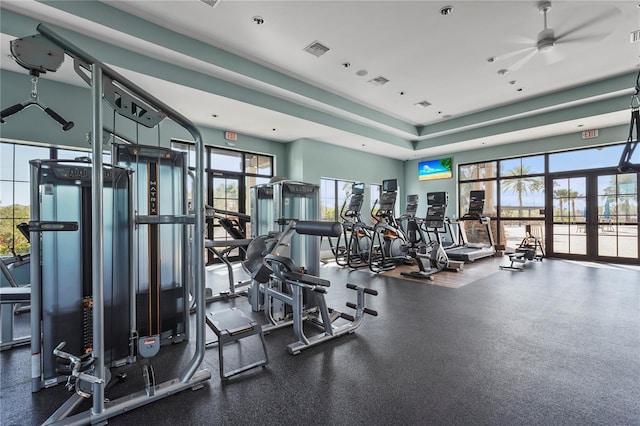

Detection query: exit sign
xmin=225 ymin=131 xmax=238 ymax=141
xmin=581 ymin=129 xmax=599 ymax=139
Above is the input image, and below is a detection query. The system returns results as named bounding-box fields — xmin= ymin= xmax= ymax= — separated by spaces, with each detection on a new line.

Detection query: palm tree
xmin=501 ymin=165 xmax=543 ymax=218
xmin=552 ymin=188 xmax=571 ymax=222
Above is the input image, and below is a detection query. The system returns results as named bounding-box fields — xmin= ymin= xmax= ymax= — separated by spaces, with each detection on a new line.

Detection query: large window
xmin=459 ymin=157 xmax=546 ymax=249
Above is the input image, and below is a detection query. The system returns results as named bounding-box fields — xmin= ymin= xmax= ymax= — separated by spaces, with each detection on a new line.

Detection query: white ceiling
xmin=1 ymin=0 xmax=639 ymax=160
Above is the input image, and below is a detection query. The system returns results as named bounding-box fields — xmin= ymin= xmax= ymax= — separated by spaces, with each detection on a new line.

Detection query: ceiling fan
xmin=499 ymin=1 xmax=620 ymax=71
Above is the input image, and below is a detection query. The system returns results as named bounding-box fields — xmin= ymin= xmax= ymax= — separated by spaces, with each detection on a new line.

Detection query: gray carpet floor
xmin=1 ymin=258 xmax=639 ymax=425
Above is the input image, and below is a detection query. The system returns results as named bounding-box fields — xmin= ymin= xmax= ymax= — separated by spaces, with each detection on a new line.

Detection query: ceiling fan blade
xmin=556 ymin=32 xmax=610 ymax=45
xmin=509 ymin=35 xmax=536 ymax=46
xmin=497 ymin=46 xmax=535 ymax=62
xmin=509 ymin=49 xmax=538 ymax=71
xmin=554 ymin=7 xmax=621 ymax=41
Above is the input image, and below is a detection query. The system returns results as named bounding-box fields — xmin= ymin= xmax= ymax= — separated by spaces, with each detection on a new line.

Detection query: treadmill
xmin=445 ymin=190 xmax=496 ymax=262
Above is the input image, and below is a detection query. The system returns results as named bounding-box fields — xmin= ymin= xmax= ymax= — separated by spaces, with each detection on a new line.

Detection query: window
xmin=171 ymin=141 xmax=273 ymax=263
xmin=211 ymin=148 xmax=242 ymax=172
xmin=320 ymin=178 xmax=354 ymax=221
xmin=459 ymin=161 xmax=498 ymax=218
xmin=459 ymin=161 xmax=497 ymax=180
xmin=549 ymin=144 xmax=624 ymax=173
xmin=370 ymin=183 xmax=381 ymax=221
xmin=459 ymin=157 xmax=545 ymax=249
xmin=0 ymin=142 xmax=89 ymax=255
xmin=499 ymin=155 xmax=545 ymax=219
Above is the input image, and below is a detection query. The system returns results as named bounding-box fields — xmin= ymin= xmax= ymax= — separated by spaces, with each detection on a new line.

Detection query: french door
xmin=548 ymin=171 xmax=638 ymax=263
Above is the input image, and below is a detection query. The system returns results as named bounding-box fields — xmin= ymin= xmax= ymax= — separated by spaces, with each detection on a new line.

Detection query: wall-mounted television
xmin=418 ymin=158 xmax=452 ymax=181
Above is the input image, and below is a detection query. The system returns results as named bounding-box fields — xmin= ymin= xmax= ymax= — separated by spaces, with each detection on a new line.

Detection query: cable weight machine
xmin=7 ymin=24 xmax=210 ymax=425
xmin=618 ymin=68 xmax=640 ymax=173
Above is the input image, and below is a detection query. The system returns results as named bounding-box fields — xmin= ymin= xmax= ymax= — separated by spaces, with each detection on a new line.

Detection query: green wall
xmin=288 ymin=138 xmax=404 ymax=209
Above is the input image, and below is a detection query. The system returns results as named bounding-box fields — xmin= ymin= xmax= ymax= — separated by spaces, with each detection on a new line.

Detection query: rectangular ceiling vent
xmin=304 ymin=41 xmax=330 ymax=57
xmin=201 ymin=0 xmax=220 ymax=7
xmin=414 ymin=100 xmax=431 ymax=108
xmin=368 ymin=76 xmax=390 ymax=86
xmin=631 ymin=30 xmax=640 ymax=43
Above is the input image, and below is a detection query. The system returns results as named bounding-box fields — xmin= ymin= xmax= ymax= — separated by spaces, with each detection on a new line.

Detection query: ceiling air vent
xmin=303 ymin=41 xmax=330 ymax=57
xmin=201 ymin=0 xmax=220 ymax=7
xmin=368 ymin=76 xmax=390 ymax=86
xmin=414 ymin=100 xmax=431 ymax=108
xmin=631 ymin=30 xmax=640 ymax=43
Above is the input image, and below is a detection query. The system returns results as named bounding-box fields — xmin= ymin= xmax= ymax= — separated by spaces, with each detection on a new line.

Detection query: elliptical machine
xmin=401 ymin=192 xmax=452 ymax=280
xmin=368 ymin=179 xmax=410 ymax=273
xmin=334 ymin=183 xmax=372 ymax=269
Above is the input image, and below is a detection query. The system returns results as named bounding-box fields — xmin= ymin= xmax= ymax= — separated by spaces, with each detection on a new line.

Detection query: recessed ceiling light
xmin=577 ymin=124 xmax=584 ymax=127
xmin=487 ymin=56 xmax=496 ymax=63
xmin=356 ymin=69 xmax=368 ymax=77
xmin=509 ymin=80 xmax=517 ymax=85
xmin=442 ymin=114 xmax=452 ymax=119
xmin=414 ymin=100 xmax=431 ymax=108
xmin=252 ymin=16 xmax=265 ymax=25
xmin=497 ymin=69 xmax=508 ymax=76
xmin=440 ymin=5 xmax=453 ymax=15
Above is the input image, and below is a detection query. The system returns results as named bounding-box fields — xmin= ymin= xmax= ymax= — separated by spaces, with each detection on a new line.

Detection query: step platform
xmin=205 ymin=307 xmax=268 ymax=381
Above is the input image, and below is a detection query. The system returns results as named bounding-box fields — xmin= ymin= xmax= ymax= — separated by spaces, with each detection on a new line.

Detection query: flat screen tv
xmin=418 ymin=158 xmax=452 ymax=181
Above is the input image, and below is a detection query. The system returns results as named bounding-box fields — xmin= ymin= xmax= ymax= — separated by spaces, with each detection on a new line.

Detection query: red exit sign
xmin=581 ymin=129 xmax=599 ymax=139
xmin=225 ymin=131 xmax=238 ymax=141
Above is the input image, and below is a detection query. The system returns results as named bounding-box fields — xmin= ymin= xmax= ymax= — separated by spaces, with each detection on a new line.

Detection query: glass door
xmin=596 ymin=173 xmax=638 ymax=260
xmin=549 ymin=172 xmax=638 ymax=263
xmin=207 ymin=173 xmax=243 ymax=264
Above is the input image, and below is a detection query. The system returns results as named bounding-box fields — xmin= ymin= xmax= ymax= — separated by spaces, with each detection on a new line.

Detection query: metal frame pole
xmin=29 ymin=160 xmax=42 ymax=392
xmin=90 ymin=65 xmax=105 ymax=416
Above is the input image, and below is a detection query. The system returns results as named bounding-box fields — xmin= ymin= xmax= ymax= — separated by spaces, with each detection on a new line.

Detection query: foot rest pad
xmin=206 ymin=308 xmax=268 ymax=381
